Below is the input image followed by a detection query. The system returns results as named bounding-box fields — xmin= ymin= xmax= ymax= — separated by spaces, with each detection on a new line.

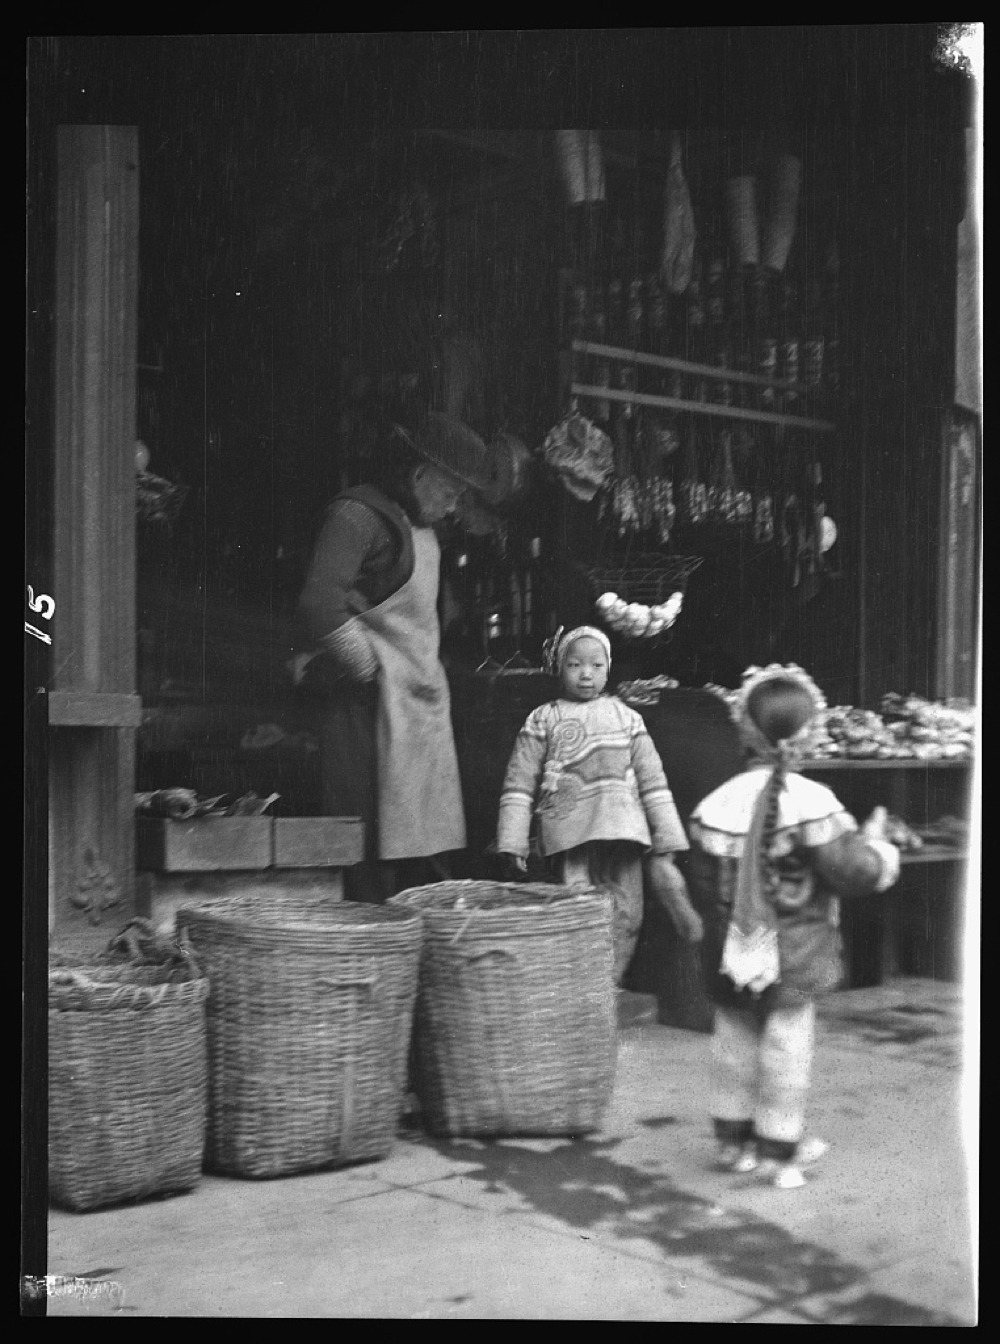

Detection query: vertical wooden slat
xmin=53 ymin=126 xmax=138 ymax=695
xmin=49 ymin=127 xmax=140 ymax=952
xmin=935 ymin=413 xmax=980 ymax=702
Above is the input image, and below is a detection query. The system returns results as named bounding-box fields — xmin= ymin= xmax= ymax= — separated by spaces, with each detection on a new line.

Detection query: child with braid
xmin=687 ymin=665 xmax=901 ymax=1189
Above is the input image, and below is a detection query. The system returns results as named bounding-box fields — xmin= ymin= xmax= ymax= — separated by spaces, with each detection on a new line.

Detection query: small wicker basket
xmin=389 ymin=881 xmax=617 ymax=1138
xmin=48 ymin=964 xmax=209 ymax=1212
xmin=176 ymin=895 xmax=423 ymax=1178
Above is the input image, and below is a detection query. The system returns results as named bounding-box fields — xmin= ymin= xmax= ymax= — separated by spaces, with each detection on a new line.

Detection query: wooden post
xmin=49 ymin=127 xmax=141 ymax=953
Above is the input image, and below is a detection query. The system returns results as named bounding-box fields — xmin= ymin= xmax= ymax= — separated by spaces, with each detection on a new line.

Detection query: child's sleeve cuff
xmin=867 ymin=839 xmax=901 ymax=892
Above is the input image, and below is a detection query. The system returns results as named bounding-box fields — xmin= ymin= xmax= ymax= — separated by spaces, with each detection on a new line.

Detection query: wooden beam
xmin=49 ymin=126 xmax=140 ymax=952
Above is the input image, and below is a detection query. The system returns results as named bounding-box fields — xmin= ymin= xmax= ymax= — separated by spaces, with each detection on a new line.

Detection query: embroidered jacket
xmin=687 ymin=767 xmax=900 ymax=1004
xmin=496 ymin=695 xmax=689 ymax=859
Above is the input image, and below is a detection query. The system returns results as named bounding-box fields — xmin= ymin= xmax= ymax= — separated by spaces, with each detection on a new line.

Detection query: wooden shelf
xmin=800 ymin=756 xmax=973 ymax=771
xmin=568 ymin=339 xmax=837 ymax=433
xmin=900 ymin=846 xmax=969 ymax=865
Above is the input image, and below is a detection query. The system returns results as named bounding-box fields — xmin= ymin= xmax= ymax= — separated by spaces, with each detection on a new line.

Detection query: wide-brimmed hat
xmin=407 ymin=411 xmax=492 ymax=495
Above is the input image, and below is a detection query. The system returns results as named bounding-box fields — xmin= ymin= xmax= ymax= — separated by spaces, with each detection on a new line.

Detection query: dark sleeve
xmin=298 ymin=499 xmax=390 ymax=641
xmin=810 ymin=832 xmax=900 ymax=898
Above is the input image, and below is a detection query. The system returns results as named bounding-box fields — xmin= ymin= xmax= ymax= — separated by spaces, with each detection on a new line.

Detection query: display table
xmin=136 ymin=815 xmax=364 ymax=933
xmin=799 ymin=758 xmax=973 ymax=985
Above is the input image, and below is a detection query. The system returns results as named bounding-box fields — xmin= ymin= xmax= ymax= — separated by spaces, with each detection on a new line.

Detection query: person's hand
xmin=645 ymin=853 xmax=704 ymax=944
xmin=499 ymin=852 xmax=529 ymax=880
xmin=862 ymin=805 xmax=889 ymax=844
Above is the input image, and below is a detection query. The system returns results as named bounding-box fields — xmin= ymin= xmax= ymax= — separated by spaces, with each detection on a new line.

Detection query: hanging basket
xmin=176 ymin=895 xmax=423 ymax=1178
xmin=584 ymin=553 xmax=704 ymax=640
xmin=584 ymin=553 xmax=704 ymax=606
xmin=388 ymin=881 xmax=617 ymax=1138
xmin=48 ymin=963 xmax=209 ymax=1212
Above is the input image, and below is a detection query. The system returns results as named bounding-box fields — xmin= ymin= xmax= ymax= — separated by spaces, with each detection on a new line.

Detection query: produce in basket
xmin=594 ymin=589 xmax=684 ymax=639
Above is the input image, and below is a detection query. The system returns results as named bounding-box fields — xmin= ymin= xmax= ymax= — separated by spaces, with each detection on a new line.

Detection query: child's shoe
xmin=732 ymin=1145 xmax=759 ymax=1173
xmin=759 ymin=1140 xmax=828 ymax=1188
xmin=796 ymin=1137 xmax=829 ymax=1166
xmin=717 ymin=1141 xmax=758 ymax=1172
xmin=772 ymin=1162 xmax=807 ymax=1189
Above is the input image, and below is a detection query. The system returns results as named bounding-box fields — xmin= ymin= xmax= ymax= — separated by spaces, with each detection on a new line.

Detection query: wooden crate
xmin=136 ymin=816 xmax=364 ymax=873
xmin=136 ymin=817 xmax=273 ymax=872
xmin=272 ymin=817 xmax=364 ymax=869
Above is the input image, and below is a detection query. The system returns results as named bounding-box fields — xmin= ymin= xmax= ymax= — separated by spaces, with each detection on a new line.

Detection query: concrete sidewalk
xmin=44 ymin=978 xmax=977 ymax=1322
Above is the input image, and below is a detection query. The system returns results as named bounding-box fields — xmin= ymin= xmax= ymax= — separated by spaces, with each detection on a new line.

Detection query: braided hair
xmin=745 ymin=678 xmax=818 ymax=900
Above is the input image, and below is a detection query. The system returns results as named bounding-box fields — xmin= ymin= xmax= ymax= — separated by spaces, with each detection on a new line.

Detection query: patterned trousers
xmin=711 ymin=998 xmax=817 ymax=1160
xmin=556 ymin=840 xmax=645 ymax=985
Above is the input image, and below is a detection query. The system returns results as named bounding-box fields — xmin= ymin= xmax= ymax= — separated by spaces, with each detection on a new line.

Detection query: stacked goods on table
xmin=389 ymin=881 xmax=617 ymax=1138
xmin=617 ymin=674 xmax=681 ymax=706
xmin=49 ymin=920 xmax=209 ymax=1211
xmin=177 ymin=895 xmax=423 ymax=1177
xmin=704 ymin=685 xmax=975 ymax=761
xmin=810 ymin=694 xmax=976 ymax=760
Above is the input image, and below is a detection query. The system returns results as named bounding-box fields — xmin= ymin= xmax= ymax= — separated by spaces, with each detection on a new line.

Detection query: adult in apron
xmin=361 ymin=522 xmax=466 ymax=861
xmin=297 ymin=413 xmax=488 ymax=901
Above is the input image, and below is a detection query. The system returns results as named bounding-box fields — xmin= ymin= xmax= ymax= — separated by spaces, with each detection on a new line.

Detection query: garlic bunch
xmin=594 ymin=590 xmax=684 ymax=639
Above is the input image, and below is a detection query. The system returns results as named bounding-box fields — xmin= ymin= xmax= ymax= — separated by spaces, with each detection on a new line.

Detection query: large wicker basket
xmin=176 ymin=895 xmax=423 ymax=1178
xmin=388 ymin=881 xmax=617 ymax=1138
xmin=48 ymin=964 xmax=209 ymax=1212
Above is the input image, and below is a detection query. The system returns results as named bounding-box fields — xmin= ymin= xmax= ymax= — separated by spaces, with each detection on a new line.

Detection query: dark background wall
xmin=27 ymin=30 xmax=976 ymax=721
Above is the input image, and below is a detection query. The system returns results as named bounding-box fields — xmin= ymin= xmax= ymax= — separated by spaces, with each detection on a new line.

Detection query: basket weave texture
xmin=585 ymin=553 xmax=704 ymax=605
xmin=48 ymin=964 xmax=209 ymax=1212
xmin=176 ymin=895 xmax=423 ymax=1177
xmin=388 ymin=881 xmax=617 ymax=1138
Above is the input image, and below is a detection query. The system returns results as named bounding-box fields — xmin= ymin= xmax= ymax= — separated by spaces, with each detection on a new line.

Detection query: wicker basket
xmin=388 ymin=881 xmax=617 ymax=1138
xmin=48 ymin=964 xmax=209 ymax=1212
xmin=176 ymin=895 xmax=423 ymax=1177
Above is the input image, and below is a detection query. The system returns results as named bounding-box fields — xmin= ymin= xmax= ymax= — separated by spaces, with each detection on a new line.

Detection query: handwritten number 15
xmin=26 ymin=586 xmax=55 ymax=645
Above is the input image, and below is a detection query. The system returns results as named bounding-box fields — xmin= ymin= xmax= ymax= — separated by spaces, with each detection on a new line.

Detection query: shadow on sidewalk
xmin=411 ymin=1129 xmax=966 ymax=1325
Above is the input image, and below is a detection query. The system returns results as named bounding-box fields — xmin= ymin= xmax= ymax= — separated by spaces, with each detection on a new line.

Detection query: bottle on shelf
xmin=822 ymin=238 xmax=841 ymax=405
xmin=612 ymin=360 xmax=638 ymax=476
xmin=607 ymin=275 xmax=626 ymax=348
xmin=507 ymin=555 xmax=524 ymax=648
xmin=626 ymin=272 xmax=645 ymax=352
xmin=522 ymin=536 xmax=542 ymax=641
xmin=728 ymin=259 xmax=754 ymax=376
xmin=706 ymin=252 xmax=727 ymax=335
xmin=801 ymin=271 xmax=826 ymax=409
xmin=586 ymin=282 xmax=612 ymax=428
xmin=564 ymin=274 xmax=589 ymax=406
xmin=679 ymin=378 xmax=709 ymax=525
xmin=644 ymin=267 xmax=670 ymax=383
xmin=778 ymin=274 xmax=801 ymax=413
xmin=755 ymin=266 xmax=780 ymax=411
xmin=684 ymin=257 xmax=707 ymax=365
xmin=620 ymin=269 xmax=644 ymax=442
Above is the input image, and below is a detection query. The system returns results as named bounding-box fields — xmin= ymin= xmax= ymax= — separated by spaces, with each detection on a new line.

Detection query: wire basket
xmin=388 ymin=881 xmax=617 ymax=1138
xmin=49 ymin=963 xmax=209 ymax=1212
xmin=176 ymin=894 xmax=424 ymax=1178
xmin=584 ymin=553 xmax=704 ymax=605
xmin=583 ymin=553 xmax=704 ymax=641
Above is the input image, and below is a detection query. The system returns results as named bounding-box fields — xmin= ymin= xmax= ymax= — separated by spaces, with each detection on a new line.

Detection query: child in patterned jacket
xmin=496 ymin=625 xmax=704 ymax=982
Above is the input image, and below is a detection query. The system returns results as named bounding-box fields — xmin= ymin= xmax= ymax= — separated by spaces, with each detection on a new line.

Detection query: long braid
xmin=758 ymin=743 xmax=793 ymax=902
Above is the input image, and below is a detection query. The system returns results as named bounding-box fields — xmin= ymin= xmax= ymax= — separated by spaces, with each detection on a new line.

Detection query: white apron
xmin=359 ymin=526 xmax=466 ymax=861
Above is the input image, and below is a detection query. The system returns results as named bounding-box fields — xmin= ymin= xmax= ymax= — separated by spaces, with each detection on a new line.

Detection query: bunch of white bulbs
xmin=594 ymin=590 xmax=684 ymax=639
